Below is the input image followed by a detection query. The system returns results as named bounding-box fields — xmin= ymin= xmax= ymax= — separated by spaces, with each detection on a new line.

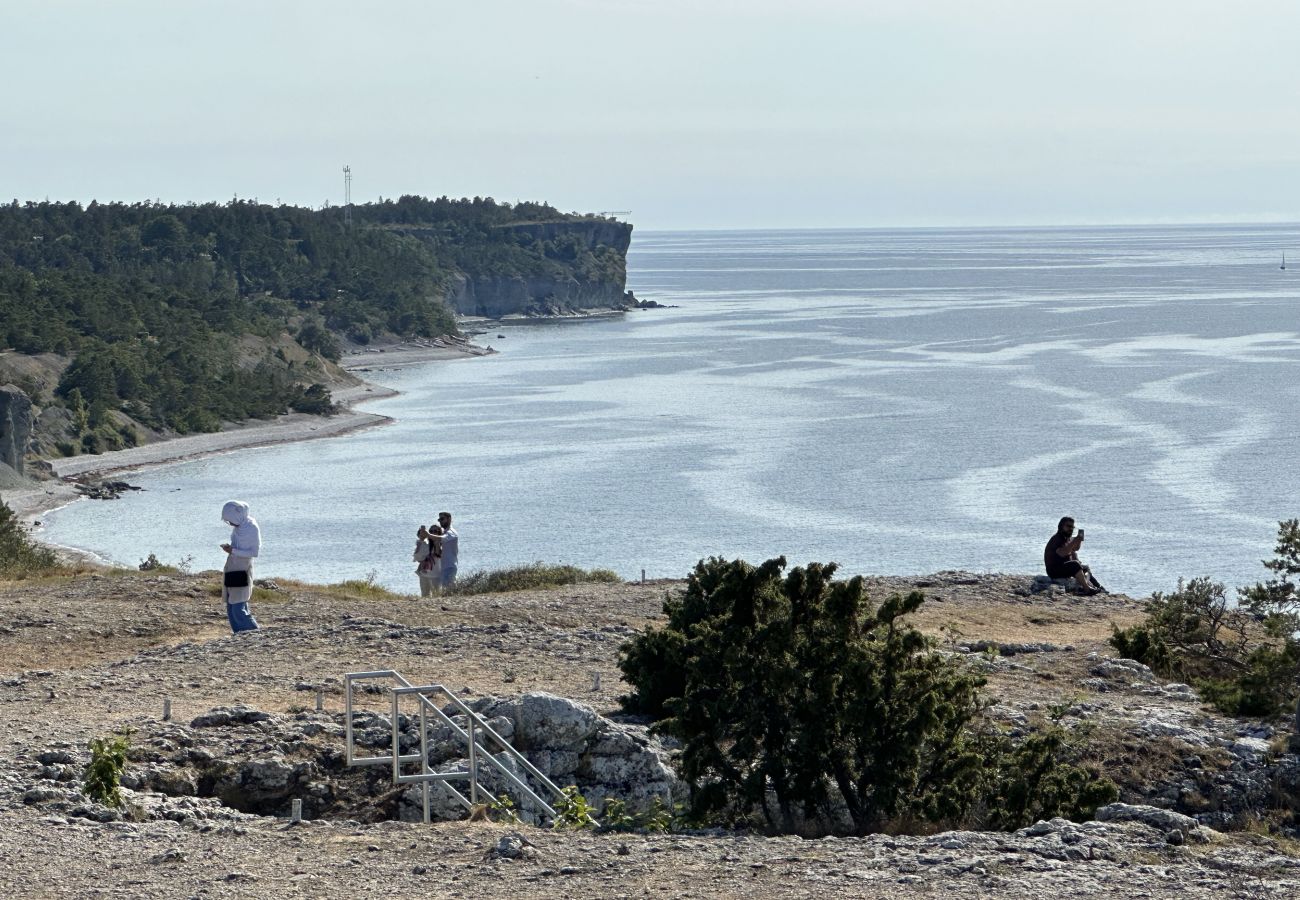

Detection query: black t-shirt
xmin=1044 ymin=533 xmax=1072 ymax=576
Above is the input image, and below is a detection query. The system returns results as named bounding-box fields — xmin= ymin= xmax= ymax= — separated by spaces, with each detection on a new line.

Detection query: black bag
xmin=223 ymin=569 xmax=250 ymax=588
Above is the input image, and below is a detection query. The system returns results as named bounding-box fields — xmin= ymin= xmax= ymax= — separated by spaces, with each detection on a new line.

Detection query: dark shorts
xmin=1047 ymin=560 xmax=1083 ymax=579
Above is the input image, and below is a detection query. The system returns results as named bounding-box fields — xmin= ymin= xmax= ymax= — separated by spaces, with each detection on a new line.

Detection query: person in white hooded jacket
xmin=220 ymin=500 xmax=261 ymax=632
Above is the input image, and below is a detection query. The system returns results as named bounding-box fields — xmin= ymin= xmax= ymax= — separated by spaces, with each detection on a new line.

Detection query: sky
xmin=2 ymin=0 xmax=1298 ymax=230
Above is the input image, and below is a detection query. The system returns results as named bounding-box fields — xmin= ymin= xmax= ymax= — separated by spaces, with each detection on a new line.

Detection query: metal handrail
xmin=343 ymin=670 xmax=575 ymax=824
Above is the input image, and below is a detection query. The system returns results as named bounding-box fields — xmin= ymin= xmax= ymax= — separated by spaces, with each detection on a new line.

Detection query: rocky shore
xmin=1 ymin=570 xmax=1297 ymax=897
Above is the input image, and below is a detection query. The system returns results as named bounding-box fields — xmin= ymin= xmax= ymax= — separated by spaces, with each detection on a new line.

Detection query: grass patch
xmin=446 ymin=562 xmax=621 ymax=596
xmin=326 ymin=571 xmax=409 ymax=602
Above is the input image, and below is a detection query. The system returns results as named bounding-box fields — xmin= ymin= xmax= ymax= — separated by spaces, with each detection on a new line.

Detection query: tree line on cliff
xmin=0 ymin=196 xmax=626 ymax=445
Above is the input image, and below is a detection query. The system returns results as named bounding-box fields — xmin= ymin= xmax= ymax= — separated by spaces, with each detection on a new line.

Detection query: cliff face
xmin=434 ymin=220 xmax=635 ymax=318
xmin=0 ymin=384 xmax=33 ymax=479
xmin=446 ymin=273 xmax=630 ymax=318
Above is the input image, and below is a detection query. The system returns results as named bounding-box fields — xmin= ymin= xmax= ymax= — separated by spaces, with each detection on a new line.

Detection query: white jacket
xmin=221 ymin=500 xmax=261 ymax=560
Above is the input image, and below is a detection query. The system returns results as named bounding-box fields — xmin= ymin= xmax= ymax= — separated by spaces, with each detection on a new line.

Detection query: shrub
xmin=619 ymin=556 xmax=1113 ymax=834
xmin=84 ymin=731 xmax=131 ymax=808
xmin=137 ymin=553 xmax=192 ymax=574
xmin=446 ymin=562 xmax=621 ymax=596
xmin=552 ymin=785 xmax=598 ymax=829
xmin=1110 ymin=521 xmax=1300 ymax=718
xmin=0 ymin=499 xmax=61 ymax=578
xmin=977 ymin=727 xmax=1118 ymax=830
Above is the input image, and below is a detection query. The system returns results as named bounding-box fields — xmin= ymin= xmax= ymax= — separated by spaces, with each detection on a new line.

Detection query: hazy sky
xmin=3 ymin=0 xmax=1298 ymax=229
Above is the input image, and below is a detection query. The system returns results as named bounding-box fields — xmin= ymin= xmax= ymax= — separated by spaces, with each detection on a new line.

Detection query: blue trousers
xmin=227 ymin=601 xmax=259 ymax=633
xmin=439 ymin=565 xmax=457 ymax=588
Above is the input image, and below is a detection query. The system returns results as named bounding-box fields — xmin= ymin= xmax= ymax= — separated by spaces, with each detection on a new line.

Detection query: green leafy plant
xmin=637 ymin=796 xmax=675 ymax=833
xmin=600 ymin=797 xmax=635 ymax=831
xmin=488 ymin=793 xmax=521 ymax=825
xmin=552 ymin=785 xmax=597 ymax=830
xmin=83 ymin=730 xmax=132 ymax=808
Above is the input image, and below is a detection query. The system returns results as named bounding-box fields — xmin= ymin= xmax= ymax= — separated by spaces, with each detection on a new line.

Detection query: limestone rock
xmin=1094 ymin=803 xmax=1208 ymax=841
xmin=0 ymin=384 xmax=33 ymax=478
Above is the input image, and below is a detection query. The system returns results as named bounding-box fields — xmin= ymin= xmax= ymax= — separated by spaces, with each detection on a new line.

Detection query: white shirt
xmin=439 ymin=528 xmax=459 ymax=568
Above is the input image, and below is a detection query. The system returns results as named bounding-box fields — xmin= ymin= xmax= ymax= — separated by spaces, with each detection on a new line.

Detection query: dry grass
xmin=908 ymin=602 xmax=1145 ymax=647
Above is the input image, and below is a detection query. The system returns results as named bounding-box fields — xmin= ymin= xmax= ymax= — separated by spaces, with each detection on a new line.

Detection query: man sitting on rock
xmin=1044 ymin=516 xmax=1102 ymax=595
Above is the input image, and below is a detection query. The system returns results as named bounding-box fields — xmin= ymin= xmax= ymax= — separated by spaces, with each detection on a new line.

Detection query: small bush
xmin=84 ymin=731 xmax=131 ymax=808
xmin=0 ymin=499 xmax=62 ymax=578
xmin=1110 ymin=521 xmax=1300 ymax=718
xmin=446 ymin=562 xmax=621 ymax=596
xmin=552 ymin=785 xmax=597 ymax=829
xmin=138 ymin=553 xmax=191 ymax=574
xmin=329 ymin=570 xmax=405 ymax=601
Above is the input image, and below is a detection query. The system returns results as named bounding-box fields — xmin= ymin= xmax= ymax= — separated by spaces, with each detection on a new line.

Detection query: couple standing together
xmin=414 ymin=510 xmax=459 ymax=596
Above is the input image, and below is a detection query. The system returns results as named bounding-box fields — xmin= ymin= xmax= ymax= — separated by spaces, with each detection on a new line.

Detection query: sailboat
xmin=1283 ymin=252 xmax=1288 ymax=271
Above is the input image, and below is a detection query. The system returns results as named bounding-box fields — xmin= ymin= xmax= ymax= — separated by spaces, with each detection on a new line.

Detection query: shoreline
xmin=4 ymin=341 xmax=483 ymax=527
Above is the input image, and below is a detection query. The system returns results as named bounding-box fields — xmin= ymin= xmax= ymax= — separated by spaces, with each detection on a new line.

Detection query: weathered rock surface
xmin=0 ymin=383 xmax=33 ymax=478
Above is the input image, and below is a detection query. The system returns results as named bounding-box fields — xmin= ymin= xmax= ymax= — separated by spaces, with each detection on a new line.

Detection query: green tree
xmin=620 ymin=556 xmax=1113 ymax=834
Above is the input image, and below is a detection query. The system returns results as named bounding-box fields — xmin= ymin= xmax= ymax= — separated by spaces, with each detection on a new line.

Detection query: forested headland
xmin=0 ymin=197 xmax=632 ymax=462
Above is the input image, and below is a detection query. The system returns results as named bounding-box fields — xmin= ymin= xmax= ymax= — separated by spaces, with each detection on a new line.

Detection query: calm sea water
xmin=38 ymin=225 xmax=1300 ymax=597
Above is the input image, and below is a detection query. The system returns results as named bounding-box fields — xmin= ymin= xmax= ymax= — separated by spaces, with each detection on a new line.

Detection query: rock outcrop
xmin=10 ymin=696 xmax=681 ymax=829
xmin=0 ymin=383 xmax=33 ymax=481
xmin=352 ymin=691 xmax=682 ymax=825
xmin=431 ymin=220 xmax=635 ymax=318
xmin=446 ymin=273 xmax=632 ymax=318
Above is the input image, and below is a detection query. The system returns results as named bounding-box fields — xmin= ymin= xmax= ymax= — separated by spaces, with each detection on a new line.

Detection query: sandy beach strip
xmin=5 ymin=341 xmax=483 ymax=523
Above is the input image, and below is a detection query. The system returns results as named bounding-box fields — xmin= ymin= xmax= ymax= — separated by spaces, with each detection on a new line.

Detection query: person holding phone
xmin=1044 ymin=516 xmax=1101 ymax=595
xmin=220 ymin=500 xmax=261 ymax=632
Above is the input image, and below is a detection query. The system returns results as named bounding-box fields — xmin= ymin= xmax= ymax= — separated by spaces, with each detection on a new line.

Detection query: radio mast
xmin=343 ymin=166 xmax=353 ymax=227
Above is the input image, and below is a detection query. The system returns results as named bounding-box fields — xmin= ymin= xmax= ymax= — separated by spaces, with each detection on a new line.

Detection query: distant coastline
xmin=5 ymin=339 xmax=484 ymax=529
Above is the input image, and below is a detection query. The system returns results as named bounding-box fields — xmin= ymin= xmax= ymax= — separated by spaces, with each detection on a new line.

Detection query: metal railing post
xmin=420 ymin=702 xmax=430 ymax=824
xmin=390 ymin=687 xmax=401 ymax=786
xmin=468 ymin=716 xmax=479 ymax=805
xmin=344 ymin=676 xmax=354 ymax=764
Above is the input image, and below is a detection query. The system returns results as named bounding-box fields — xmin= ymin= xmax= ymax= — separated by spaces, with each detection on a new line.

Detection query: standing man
xmin=1044 ymin=516 xmax=1100 ymax=595
xmin=435 ymin=511 xmax=458 ymax=590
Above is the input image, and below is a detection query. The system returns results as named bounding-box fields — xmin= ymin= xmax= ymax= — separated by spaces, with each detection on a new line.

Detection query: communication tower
xmin=343 ymin=166 xmax=353 ymax=227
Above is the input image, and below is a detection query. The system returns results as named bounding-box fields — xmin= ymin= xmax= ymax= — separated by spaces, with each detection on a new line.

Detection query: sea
xmin=36 ymin=224 xmax=1300 ymax=598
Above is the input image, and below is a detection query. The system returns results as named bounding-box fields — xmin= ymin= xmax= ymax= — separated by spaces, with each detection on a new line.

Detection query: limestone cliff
xmin=446 ymin=273 xmax=631 ymax=318
xmin=404 ymin=219 xmax=635 ymax=318
xmin=0 ymin=384 xmax=33 ymax=481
